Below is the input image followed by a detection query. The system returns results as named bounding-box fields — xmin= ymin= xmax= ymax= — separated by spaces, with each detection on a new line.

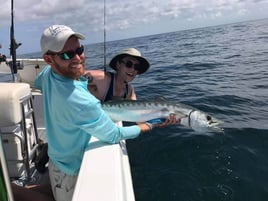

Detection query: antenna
xmin=103 ymin=0 xmax=107 ymax=72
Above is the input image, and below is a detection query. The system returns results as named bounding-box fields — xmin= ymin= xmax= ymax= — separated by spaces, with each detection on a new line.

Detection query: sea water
xmin=8 ymin=18 xmax=268 ymax=201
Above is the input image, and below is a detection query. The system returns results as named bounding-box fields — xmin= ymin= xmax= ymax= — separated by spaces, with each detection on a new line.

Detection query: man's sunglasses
xmin=47 ymin=45 xmax=84 ymax=60
xmin=120 ymin=60 xmax=142 ymax=72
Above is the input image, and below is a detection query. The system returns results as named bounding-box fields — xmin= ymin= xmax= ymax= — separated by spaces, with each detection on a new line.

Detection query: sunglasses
xmin=120 ymin=60 xmax=142 ymax=72
xmin=47 ymin=45 xmax=84 ymax=60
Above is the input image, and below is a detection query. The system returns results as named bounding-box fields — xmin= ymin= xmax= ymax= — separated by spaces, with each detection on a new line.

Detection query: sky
xmin=0 ymin=0 xmax=268 ymax=55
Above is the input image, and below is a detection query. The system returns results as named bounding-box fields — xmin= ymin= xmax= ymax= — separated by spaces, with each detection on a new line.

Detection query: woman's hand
xmin=157 ymin=114 xmax=181 ymax=128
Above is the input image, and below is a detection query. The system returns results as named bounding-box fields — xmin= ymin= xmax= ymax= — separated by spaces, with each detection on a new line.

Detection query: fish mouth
xmin=206 ymin=115 xmax=224 ymax=127
xmin=208 ymin=120 xmax=224 ymax=132
xmin=209 ymin=120 xmax=224 ymax=126
xmin=206 ymin=117 xmax=223 ymax=128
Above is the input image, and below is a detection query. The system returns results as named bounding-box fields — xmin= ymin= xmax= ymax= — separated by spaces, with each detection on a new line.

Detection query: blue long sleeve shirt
xmin=34 ymin=66 xmax=140 ymax=175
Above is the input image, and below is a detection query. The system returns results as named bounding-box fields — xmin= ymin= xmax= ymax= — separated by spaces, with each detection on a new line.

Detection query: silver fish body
xmin=102 ymin=100 xmax=224 ymax=132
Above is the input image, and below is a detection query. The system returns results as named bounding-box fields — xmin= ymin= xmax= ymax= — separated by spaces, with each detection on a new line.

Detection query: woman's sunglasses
xmin=47 ymin=45 xmax=84 ymax=60
xmin=120 ymin=60 xmax=142 ymax=72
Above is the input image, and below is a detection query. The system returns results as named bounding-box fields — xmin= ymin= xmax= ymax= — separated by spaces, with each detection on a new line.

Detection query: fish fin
xmin=159 ymin=108 xmax=187 ymax=119
xmin=154 ymin=96 xmax=168 ymax=101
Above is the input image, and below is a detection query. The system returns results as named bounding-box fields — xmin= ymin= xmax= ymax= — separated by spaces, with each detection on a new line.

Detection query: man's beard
xmin=53 ymin=58 xmax=85 ymax=80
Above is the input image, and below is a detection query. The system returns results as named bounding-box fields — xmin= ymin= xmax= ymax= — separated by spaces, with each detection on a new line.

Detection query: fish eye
xmin=206 ymin=115 xmax=212 ymax=121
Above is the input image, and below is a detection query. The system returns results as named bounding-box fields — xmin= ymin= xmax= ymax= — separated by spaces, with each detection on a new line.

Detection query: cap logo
xmin=48 ymin=25 xmax=70 ymax=37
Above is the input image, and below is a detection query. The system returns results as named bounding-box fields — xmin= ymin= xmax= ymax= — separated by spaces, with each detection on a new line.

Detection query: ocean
xmin=9 ymin=18 xmax=268 ymax=200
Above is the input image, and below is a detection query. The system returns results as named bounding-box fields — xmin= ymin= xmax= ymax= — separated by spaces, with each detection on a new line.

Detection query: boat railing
xmin=72 ymin=137 xmax=136 ymax=201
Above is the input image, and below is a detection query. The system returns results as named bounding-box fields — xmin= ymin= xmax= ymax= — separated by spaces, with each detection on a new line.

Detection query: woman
xmin=84 ymin=48 xmax=150 ymax=101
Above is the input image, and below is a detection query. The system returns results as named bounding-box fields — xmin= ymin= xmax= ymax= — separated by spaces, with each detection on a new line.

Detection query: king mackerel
xmin=102 ymin=99 xmax=224 ymax=133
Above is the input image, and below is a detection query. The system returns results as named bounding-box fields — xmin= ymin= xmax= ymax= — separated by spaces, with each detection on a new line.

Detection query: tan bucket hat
xmin=109 ymin=48 xmax=150 ymax=74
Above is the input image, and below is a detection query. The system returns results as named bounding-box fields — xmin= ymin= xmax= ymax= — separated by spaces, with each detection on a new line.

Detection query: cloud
xmin=1 ymin=0 xmax=267 ymax=32
xmin=0 ymin=0 xmax=267 ymax=54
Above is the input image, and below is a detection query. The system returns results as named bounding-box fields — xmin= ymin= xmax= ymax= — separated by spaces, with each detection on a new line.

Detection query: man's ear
xmin=43 ymin=54 xmax=53 ymax=65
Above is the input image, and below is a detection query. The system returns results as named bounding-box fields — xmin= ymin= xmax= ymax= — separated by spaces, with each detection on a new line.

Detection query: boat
xmin=1 ymin=60 xmax=137 ymax=201
xmin=0 ymin=58 xmax=46 ymax=83
xmin=1 ymin=0 xmax=136 ymax=199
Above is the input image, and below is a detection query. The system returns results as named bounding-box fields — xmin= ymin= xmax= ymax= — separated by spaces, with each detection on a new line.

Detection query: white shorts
xmin=48 ymin=159 xmax=77 ymax=201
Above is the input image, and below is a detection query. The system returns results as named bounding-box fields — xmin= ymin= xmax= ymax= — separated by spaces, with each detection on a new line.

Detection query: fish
xmin=102 ymin=99 xmax=224 ymax=132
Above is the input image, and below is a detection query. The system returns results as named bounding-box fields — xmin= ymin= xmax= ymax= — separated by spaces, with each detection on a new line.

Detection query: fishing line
xmin=103 ymin=0 xmax=107 ymax=72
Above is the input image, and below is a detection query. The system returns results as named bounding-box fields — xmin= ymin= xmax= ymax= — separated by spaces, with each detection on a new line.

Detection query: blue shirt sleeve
xmin=68 ymin=86 xmax=141 ymax=143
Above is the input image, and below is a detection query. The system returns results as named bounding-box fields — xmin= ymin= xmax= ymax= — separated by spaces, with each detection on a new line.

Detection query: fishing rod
xmin=10 ymin=0 xmax=21 ymax=82
xmin=103 ymin=0 xmax=107 ymax=72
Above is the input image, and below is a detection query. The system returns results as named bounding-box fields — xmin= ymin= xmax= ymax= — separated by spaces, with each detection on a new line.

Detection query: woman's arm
xmin=128 ymin=84 xmax=137 ymax=100
xmin=84 ymin=70 xmax=110 ymax=101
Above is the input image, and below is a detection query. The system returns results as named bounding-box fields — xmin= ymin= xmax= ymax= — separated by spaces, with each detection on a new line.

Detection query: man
xmin=35 ymin=25 xmax=178 ymax=201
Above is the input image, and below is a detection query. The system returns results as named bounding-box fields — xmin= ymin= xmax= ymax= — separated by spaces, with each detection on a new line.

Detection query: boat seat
xmin=0 ymin=83 xmax=31 ymax=127
xmin=0 ymin=82 xmax=40 ymax=181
